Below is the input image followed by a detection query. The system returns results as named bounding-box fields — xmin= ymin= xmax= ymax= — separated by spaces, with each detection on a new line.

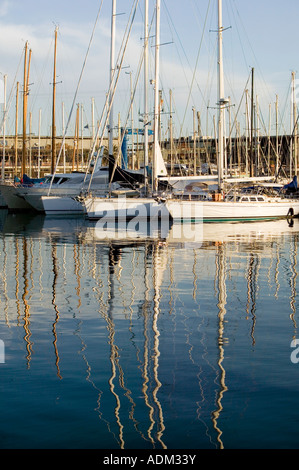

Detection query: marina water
xmin=0 ymin=210 xmax=299 ymax=449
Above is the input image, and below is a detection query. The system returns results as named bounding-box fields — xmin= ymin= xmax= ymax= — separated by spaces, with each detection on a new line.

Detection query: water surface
xmin=0 ymin=211 xmax=299 ymax=449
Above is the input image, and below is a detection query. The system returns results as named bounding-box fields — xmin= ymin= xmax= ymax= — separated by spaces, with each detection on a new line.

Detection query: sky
xmin=0 ymin=0 xmax=298 ymax=140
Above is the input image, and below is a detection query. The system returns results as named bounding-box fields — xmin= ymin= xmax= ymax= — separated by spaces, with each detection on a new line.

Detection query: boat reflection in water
xmin=0 ymin=210 xmax=299 ymax=449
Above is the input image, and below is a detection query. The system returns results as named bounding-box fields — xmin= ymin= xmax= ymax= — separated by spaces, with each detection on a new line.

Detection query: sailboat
xmin=0 ymin=21 xmax=126 ymax=214
xmin=0 ymin=29 xmax=65 ymax=211
xmin=83 ymin=0 xmax=299 ymax=224
xmin=0 ymin=41 xmax=33 ymax=210
xmin=83 ymin=0 xmax=170 ymax=221
xmin=21 ymin=0 xmax=149 ymax=216
xmin=29 ymin=0 xmax=147 ymax=216
xmin=164 ymin=0 xmax=299 ymax=222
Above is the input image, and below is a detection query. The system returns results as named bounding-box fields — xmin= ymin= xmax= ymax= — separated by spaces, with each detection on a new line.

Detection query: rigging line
xmin=87 ymin=0 xmax=141 ymax=193
xmin=84 ymin=0 xmax=141 ymax=186
xmin=198 ymin=34 xmax=217 ymax=128
xmin=160 ymin=3 xmax=190 ymax=93
xmin=107 ymin=5 xmax=149 ymax=189
xmin=161 ymin=0 xmax=212 ymax=138
xmin=0 ymin=47 xmax=24 ymax=136
xmin=28 ymin=38 xmax=53 ymax=114
xmin=227 ymin=0 xmax=248 ymax=73
xmin=48 ymin=0 xmax=104 ymax=194
xmin=231 ymin=0 xmax=273 ymax=104
xmin=212 ymin=1 xmax=238 ymax=122
xmin=275 ymin=108 xmax=299 ymax=181
xmin=224 ymin=70 xmax=251 ymax=155
xmin=279 ymin=77 xmax=294 ymax=136
xmin=179 ymin=0 xmax=211 ymax=138
xmin=86 ymin=2 xmax=139 ymax=153
xmin=108 ymin=4 xmax=155 ymax=189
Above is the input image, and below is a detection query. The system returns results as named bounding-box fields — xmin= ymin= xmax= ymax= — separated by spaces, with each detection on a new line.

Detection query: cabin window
xmin=58 ymin=178 xmax=69 ymax=184
xmin=250 ymin=197 xmax=256 ymax=201
xmin=241 ymin=197 xmax=249 ymax=201
xmin=257 ymin=197 xmax=264 ymax=201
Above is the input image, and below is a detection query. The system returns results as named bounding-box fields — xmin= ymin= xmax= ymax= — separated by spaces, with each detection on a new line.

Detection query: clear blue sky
xmin=0 ymin=0 xmax=298 ymax=139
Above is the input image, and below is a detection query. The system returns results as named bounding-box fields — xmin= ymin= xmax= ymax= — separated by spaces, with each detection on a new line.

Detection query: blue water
xmin=0 ymin=211 xmax=299 ymax=449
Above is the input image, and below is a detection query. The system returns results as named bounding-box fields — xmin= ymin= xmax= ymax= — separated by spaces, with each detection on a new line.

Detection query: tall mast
xmin=22 ymin=41 xmax=28 ymax=177
xmin=51 ymin=26 xmax=58 ymax=174
xmin=15 ymin=81 xmax=19 ymax=176
xmin=22 ymin=41 xmax=31 ymax=177
xmin=109 ymin=0 xmax=116 ymax=157
xmin=292 ymin=71 xmax=297 ymax=177
xmin=170 ymin=89 xmax=173 ymax=175
xmin=153 ymin=0 xmax=160 ymax=192
xmin=250 ymin=67 xmax=254 ymax=177
xmin=62 ymin=102 xmax=66 ymax=172
xmin=217 ymin=0 xmax=225 ymax=190
xmin=144 ymin=0 xmax=149 ymax=190
xmin=38 ymin=108 xmax=41 ymax=178
xmin=193 ymin=106 xmax=196 ymax=175
xmin=1 ymin=74 xmax=7 ymax=182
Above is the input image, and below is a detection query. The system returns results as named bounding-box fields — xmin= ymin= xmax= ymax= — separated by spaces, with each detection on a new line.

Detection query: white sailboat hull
xmin=84 ymin=196 xmax=169 ymax=221
xmin=166 ymin=198 xmax=299 ymax=222
xmin=0 ymin=169 xmax=112 ymax=212
xmin=83 ymin=195 xmax=299 ymax=223
xmin=24 ymin=188 xmax=85 ymax=212
xmin=38 ymin=195 xmax=86 ymax=215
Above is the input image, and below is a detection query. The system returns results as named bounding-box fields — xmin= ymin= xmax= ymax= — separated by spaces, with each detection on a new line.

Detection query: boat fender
xmin=287 ymin=208 xmax=294 ymax=218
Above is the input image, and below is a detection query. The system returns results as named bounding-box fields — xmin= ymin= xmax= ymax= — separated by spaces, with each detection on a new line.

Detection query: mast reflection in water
xmin=0 ymin=211 xmax=299 ymax=449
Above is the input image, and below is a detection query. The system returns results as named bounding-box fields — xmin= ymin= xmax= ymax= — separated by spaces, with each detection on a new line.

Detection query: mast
xmin=170 ymin=89 xmax=173 ymax=175
xmin=29 ymin=111 xmax=32 ymax=175
xmin=276 ymin=94 xmax=279 ymax=176
xmin=197 ymin=111 xmax=201 ymax=174
xmin=292 ymin=71 xmax=297 ymax=177
xmin=245 ymin=89 xmax=249 ymax=175
xmin=128 ymin=71 xmax=133 ymax=167
xmin=267 ymin=103 xmax=271 ymax=174
xmin=72 ymin=104 xmax=80 ymax=171
xmin=22 ymin=42 xmax=31 ymax=177
xmin=153 ymin=0 xmax=160 ymax=192
xmin=217 ymin=0 xmax=225 ymax=190
xmin=144 ymin=0 xmax=149 ymax=191
xmin=22 ymin=42 xmax=28 ymax=177
xmin=81 ymin=103 xmax=84 ymax=169
xmin=1 ymin=74 xmax=7 ymax=182
xmin=193 ymin=106 xmax=196 ymax=175
xmin=256 ymin=96 xmax=260 ymax=173
xmin=250 ymin=67 xmax=254 ymax=177
xmin=38 ymin=108 xmax=41 ymax=178
xmin=62 ymin=102 xmax=66 ymax=172
xmin=15 ymin=81 xmax=19 ymax=176
xmin=76 ymin=104 xmax=80 ymax=170
xmin=51 ymin=26 xmax=58 ymax=174
xmin=109 ymin=0 xmax=116 ymax=157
